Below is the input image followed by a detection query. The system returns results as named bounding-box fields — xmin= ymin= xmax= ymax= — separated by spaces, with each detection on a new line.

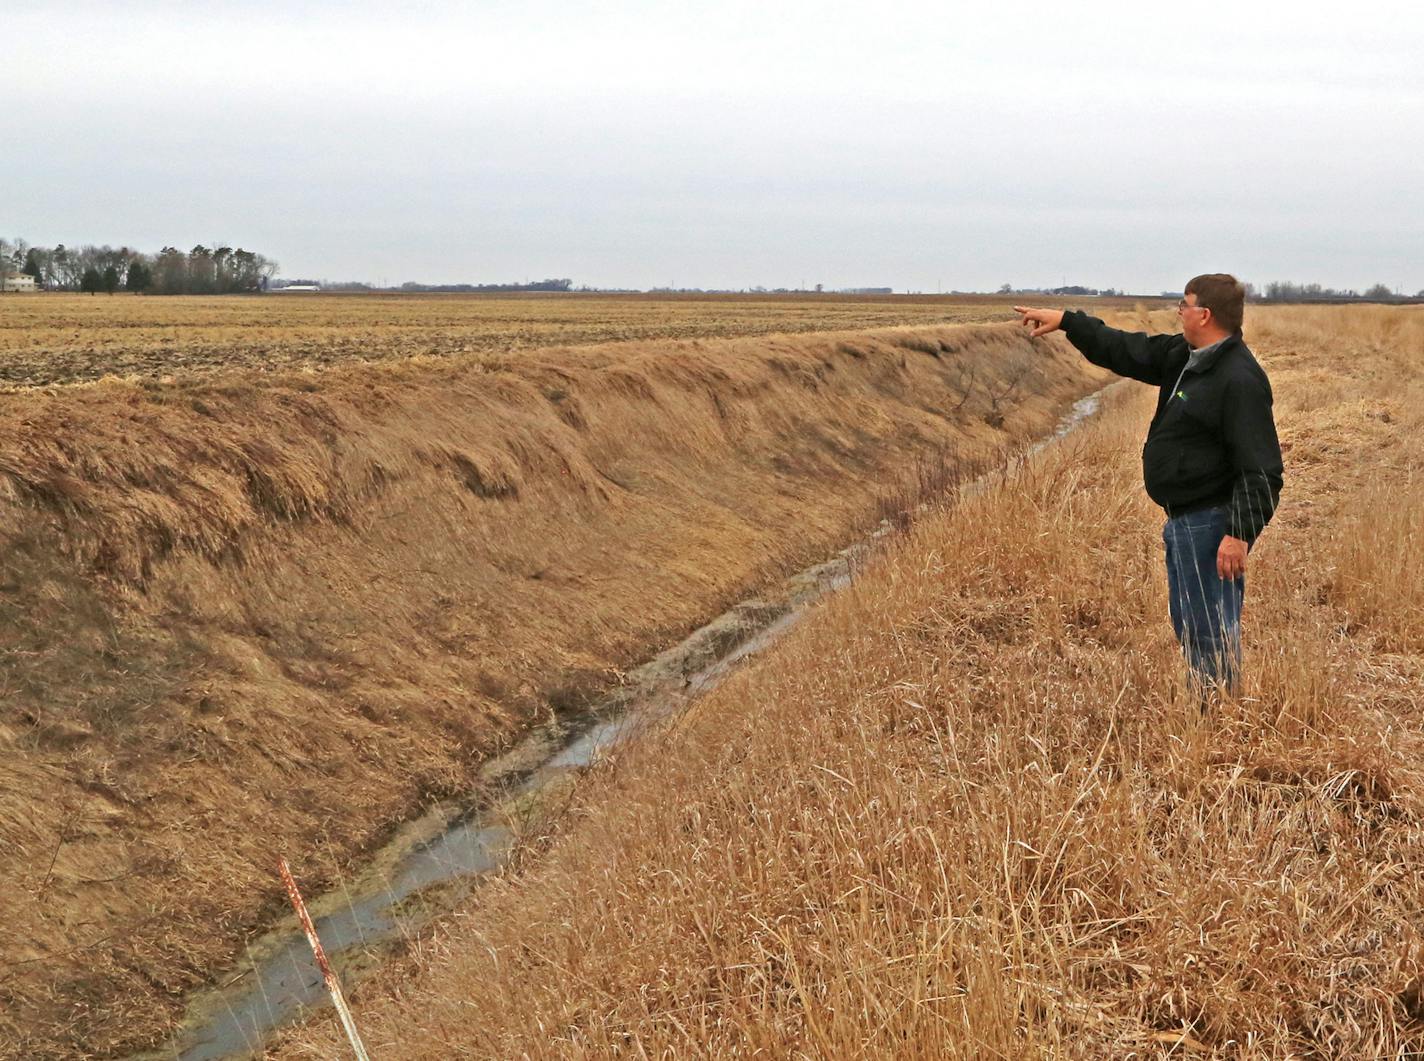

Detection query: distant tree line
xmin=264 ymin=278 xmax=579 ymax=293
xmin=998 ymin=283 xmax=1125 ymax=297
xmin=1048 ymin=284 xmax=1124 ymax=297
xmin=0 ymin=237 xmax=277 ymax=294
xmin=397 ymin=278 xmax=573 ymax=293
xmin=1258 ymin=281 xmax=1419 ymax=301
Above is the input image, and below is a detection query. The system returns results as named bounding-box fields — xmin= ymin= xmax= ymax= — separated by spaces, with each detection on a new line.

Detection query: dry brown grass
xmin=0 ymin=313 xmax=1103 ymax=1056
xmin=276 ymin=305 xmax=1424 ymax=1060
xmin=0 ymin=291 xmax=1149 ymax=388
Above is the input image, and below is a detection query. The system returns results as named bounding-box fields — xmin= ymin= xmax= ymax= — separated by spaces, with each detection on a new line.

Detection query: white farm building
xmin=1 ymin=272 xmax=37 ymax=292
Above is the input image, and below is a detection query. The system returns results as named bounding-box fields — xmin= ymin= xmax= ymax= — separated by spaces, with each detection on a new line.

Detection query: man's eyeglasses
xmin=1177 ymin=298 xmax=1208 ymax=315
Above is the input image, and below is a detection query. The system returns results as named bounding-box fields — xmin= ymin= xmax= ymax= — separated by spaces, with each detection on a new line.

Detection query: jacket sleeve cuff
xmin=1227 ymin=518 xmax=1257 ymax=546
xmin=1227 ymin=501 xmax=1265 ymax=546
xmin=1059 ymin=309 xmax=1085 ymax=346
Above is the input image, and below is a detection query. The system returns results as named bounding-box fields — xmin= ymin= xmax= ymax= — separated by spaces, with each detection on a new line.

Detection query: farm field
xmin=276 ymin=305 xmax=1424 ymax=1059
xmin=0 ymin=291 xmax=1147 ymax=389
xmin=0 ymin=293 xmax=1115 ymax=1056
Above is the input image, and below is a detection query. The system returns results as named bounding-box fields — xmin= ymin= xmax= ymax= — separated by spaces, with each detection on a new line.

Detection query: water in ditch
xmin=153 ymin=386 xmax=1110 ymax=1060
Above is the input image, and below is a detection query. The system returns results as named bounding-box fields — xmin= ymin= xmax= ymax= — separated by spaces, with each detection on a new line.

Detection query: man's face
xmin=1178 ymin=292 xmax=1213 ymax=346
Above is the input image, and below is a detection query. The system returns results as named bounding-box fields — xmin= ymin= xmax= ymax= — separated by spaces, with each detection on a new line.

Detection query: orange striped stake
xmin=278 ymin=858 xmax=372 ymax=1060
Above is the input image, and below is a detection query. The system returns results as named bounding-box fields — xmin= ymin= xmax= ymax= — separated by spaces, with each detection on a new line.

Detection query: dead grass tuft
xmin=1328 ymin=481 xmax=1424 ymax=652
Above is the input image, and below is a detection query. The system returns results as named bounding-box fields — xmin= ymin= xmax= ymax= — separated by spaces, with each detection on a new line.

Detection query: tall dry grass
xmin=0 ymin=320 xmax=1103 ymax=1056
xmin=280 ymin=306 xmax=1424 ymax=1059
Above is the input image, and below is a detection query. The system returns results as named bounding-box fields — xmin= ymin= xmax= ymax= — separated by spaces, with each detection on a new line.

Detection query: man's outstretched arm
xmin=1014 ymin=305 xmax=1182 ymax=386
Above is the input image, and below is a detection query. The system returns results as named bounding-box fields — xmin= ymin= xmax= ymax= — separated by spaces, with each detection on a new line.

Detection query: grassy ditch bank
xmin=0 ymin=321 xmax=1103 ymax=1056
xmin=280 ymin=306 xmax=1424 ymax=1059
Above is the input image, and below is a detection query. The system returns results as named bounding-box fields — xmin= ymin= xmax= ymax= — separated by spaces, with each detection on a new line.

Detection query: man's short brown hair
xmin=1185 ymin=273 xmax=1246 ymax=335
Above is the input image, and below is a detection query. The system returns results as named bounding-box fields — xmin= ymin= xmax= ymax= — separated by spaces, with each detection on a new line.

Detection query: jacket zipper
xmin=1168 ymin=360 xmax=1190 ymax=402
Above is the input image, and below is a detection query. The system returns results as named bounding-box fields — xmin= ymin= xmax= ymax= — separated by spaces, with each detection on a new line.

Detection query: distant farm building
xmin=274 ymin=283 xmax=320 ymax=292
xmin=1 ymin=272 xmax=37 ymax=292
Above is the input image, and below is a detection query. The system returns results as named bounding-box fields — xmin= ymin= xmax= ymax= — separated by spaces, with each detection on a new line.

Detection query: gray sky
xmin=7 ymin=0 xmax=1422 ymax=293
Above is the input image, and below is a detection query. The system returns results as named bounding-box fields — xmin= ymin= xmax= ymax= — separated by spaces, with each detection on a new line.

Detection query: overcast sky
xmin=6 ymin=0 xmax=1422 ymax=293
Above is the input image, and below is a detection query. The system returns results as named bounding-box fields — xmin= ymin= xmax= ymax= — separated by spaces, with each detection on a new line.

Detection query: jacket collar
xmin=1184 ymin=332 xmax=1241 ymax=374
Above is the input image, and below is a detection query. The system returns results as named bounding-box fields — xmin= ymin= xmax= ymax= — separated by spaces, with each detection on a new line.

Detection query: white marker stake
xmin=278 ymin=858 xmax=372 ymax=1061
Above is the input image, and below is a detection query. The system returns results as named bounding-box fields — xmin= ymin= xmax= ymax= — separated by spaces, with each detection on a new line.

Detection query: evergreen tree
xmin=102 ymin=266 xmax=120 ymax=294
xmin=22 ymin=248 xmax=43 ymax=285
xmin=126 ymin=261 xmax=152 ymax=293
xmin=80 ymin=267 xmax=103 ymax=294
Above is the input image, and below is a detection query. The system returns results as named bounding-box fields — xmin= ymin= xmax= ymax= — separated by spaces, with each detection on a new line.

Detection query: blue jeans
xmin=1162 ymin=505 xmax=1244 ymax=694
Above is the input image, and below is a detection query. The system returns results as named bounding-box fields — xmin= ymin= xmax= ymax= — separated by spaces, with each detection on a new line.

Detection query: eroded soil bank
xmin=162 ymin=385 xmax=1111 ymax=1061
xmin=0 ymin=321 xmax=1105 ymax=1056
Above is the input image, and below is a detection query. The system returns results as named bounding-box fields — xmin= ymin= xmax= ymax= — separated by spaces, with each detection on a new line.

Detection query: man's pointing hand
xmin=1014 ymin=306 xmax=1064 ymax=338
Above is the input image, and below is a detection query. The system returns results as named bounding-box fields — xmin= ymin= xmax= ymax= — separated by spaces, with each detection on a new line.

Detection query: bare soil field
xmin=0 ymin=291 xmax=1151 ymax=389
xmin=278 ymin=306 xmax=1424 ymax=1059
xmin=0 ymin=294 xmax=1113 ymax=1056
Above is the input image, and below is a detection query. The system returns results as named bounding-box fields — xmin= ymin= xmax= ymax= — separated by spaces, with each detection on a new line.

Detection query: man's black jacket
xmin=1061 ymin=310 xmax=1283 ymax=545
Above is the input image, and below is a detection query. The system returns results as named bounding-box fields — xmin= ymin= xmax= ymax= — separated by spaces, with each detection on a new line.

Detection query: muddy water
xmin=148 ymin=386 xmax=1111 ymax=1061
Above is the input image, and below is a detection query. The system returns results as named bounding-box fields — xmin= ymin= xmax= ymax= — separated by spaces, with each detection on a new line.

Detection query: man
xmin=1014 ymin=275 xmax=1283 ymax=696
